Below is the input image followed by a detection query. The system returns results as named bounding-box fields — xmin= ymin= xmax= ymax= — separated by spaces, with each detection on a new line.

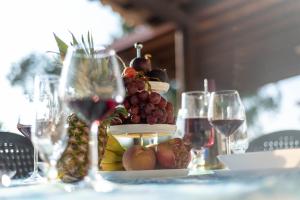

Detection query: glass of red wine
xmin=208 ymin=90 xmax=245 ymax=155
xmin=32 ymin=75 xmax=68 ymax=182
xmin=181 ymin=91 xmax=214 ymax=169
xmin=59 ymin=46 xmax=125 ymax=191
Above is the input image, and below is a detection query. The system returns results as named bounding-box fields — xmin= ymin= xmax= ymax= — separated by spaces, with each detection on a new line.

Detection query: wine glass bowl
xmin=208 ymin=90 xmax=246 ymax=155
xmin=32 ymin=74 xmax=68 ymax=181
xmin=181 ymin=91 xmax=214 ymax=169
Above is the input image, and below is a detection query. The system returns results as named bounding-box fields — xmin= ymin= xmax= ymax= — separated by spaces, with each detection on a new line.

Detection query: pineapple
xmin=57 ymin=114 xmax=108 ymax=182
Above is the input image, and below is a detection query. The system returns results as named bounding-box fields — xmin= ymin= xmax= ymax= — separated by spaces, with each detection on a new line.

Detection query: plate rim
xmin=149 ymin=81 xmax=170 ymax=93
xmin=109 ymin=124 xmax=177 ymax=135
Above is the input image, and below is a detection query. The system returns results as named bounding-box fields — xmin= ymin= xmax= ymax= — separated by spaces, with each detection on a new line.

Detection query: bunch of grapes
xmin=111 ymin=76 xmax=174 ymax=125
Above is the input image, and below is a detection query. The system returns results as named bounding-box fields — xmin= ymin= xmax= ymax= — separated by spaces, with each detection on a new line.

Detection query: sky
xmin=0 ymin=0 xmax=123 ymax=131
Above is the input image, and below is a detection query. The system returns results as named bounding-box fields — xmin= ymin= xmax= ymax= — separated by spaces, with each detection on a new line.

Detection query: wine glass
xmin=181 ymin=91 xmax=214 ymax=170
xmin=16 ymin=95 xmax=44 ymax=184
xmin=208 ymin=90 xmax=246 ymax=155
xmin=32 ymin=74 xmax=68 ymax=181
xmin=59 ymin=46 xmax=125 ymax=191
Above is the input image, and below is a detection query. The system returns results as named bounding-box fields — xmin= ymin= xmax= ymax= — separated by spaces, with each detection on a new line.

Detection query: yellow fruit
xmin=101 ymin=162 xmax=124 ymax=171
xmin=102 ymin=149 xmax=123 ymax=164
xmin=106 ymin=133 xmax=125 ymax=156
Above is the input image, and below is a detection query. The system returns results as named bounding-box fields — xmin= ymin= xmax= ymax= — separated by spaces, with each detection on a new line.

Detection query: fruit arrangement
xmin=110 ymin=43 xmax=174 ymax=126
xmin=54 ymin=34 xmax=190 ymax=181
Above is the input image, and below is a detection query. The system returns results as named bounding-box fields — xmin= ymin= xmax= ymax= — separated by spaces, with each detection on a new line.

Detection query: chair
xmin=246 ymin=130 xmax=300 ymax=152
xmin=0 ymin=132 xmax=34 ymax=179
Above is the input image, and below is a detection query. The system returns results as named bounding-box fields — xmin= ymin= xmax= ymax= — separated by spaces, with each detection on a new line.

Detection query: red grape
xmin=136 ymin=79 xmax=145 ymax=90
xmin=158 ymin=97 xmax=167 ymax=108
xmin=129 ymin=105 xmax=139 ymax=115
xmin=145 ymin=103 xmax=155 ymax=114
xmin=167 ymin=112 xmax=174 ymax=124
xmin=138 ymin=91 xmax=149 ymax=101
xmin=152 ymin=109 xmax=163 ymax=118
xmin=140 ymin=110 xmax=147 ymax=119
xmin=123 ymin=77 xmax=133 ymax=85
xmin=127 ymin=84 xmax=138 ymax=95
xmin=123 ymin=99 xmax=130 ymax=110
xmin=166 ymin=102 xmax=174 ymax=113
xmin=130 ymin=95 xmax=139 ymax=105
xmin=131 ymin=114 xmax=141 ymax=124
xmin=147 ymin=115 xmax=158 ymax=124
xmin=149 ymin=92 xmax=161 ymax=105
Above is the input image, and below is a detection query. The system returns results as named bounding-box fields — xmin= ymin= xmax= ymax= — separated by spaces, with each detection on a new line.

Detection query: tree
xmin=7 ymin=53 xmax=61 ymax=94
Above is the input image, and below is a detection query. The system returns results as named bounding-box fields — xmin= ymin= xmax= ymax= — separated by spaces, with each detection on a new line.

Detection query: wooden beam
xmin=128 ymin=0 xmax=196 ymax=28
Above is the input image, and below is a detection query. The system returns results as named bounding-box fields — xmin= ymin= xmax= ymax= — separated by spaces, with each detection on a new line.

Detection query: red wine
xmin=183 ymin=118 xmax=214 ymax=150
xmin=67 ymin=97 xmax=117 ymax=123
xmin=210 ymin=119 xmax=244 ymax=137
xmin=17 ymin=123 xmax=31 ymax=138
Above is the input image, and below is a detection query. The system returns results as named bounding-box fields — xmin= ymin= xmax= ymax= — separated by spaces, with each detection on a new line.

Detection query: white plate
xmin=149 ymin=81 xmax=170 ymax=93
xmin=217 ymin=149 xmax=300 ymax=170
xmin=109 ymin=124 xmax=176 ymax=138
xmin=99 ymin=169 xmax=189 ymax=180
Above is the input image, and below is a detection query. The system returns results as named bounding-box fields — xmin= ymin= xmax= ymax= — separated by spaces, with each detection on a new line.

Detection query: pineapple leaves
xmin=53 ymin=33 xmax=68 ymax=60
xmin=69 ymin=31 xmax=79 ymax=46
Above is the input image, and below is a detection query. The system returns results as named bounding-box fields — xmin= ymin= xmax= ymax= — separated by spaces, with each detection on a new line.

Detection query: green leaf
xmin=69 ymin=31 xmax=79 ymax=46
xmin=81 ymin=35 xmax=89 ymax=55
xmin=53 ymin=33 xmax=68 ymax=60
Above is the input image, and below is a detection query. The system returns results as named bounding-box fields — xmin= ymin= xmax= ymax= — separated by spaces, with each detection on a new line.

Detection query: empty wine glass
xmin=17 ymin=95 xmax=44 ymax=184
xmin=59 ymin=46 xmax=125 ymax=191
xmin=32 ymin=75 xmax=68 ymax=181
xmin=181 ymin=91 xmax=214 ymax=169
xmin=208 ymin=90 xmax=246 ymax=155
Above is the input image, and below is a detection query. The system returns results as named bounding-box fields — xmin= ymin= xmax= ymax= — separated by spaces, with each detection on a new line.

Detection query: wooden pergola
xmin=101 ymin=0 xmax=300 ymax=96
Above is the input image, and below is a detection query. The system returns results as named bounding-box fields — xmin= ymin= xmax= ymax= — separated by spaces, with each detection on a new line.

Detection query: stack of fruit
xmin=110 ymin=42 xmax=174 ymax=126
xmin=109 ymin=42 xmax=191 ymax=171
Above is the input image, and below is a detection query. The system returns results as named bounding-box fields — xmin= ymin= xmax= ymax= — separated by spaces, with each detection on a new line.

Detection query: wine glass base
xmin=22 ymin=171 xmax=46 ymax=185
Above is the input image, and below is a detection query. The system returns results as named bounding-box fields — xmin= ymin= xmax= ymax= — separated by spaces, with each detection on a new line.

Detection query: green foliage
xmin=243 ymin=87 xmax=282 ymax=132
xmin=54 ymin=31 xmax=96 ymax=57
xmin=53 ymin=33 xmax=68 ymax=60
xmin=7 ymin=53 xmax=61 ymax=94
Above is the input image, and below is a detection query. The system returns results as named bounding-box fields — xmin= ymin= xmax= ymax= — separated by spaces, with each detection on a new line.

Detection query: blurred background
xmin=1 ymin=0 xmax=300 ymax=141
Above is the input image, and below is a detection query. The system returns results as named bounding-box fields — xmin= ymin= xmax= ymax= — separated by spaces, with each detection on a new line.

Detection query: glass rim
xmin=211 ymin=90 xmax=239 ymax=95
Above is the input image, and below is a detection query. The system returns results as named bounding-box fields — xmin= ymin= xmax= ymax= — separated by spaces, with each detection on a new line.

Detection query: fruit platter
xmin=52 ymin=35 xmax=191 ymax=182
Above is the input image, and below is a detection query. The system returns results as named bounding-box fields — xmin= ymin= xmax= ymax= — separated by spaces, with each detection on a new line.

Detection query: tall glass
xmin=181 ymin=91 xmax=214 ymax=169
xmin=59 ymin=46 xmax=125 ymax=191
xmin=17 ymin=95 xmax=44 ymax=184
xmin=208 ymin=90 xmax=246 ymax=155
xmin=32 ymin=75 xmax=68 ymax=181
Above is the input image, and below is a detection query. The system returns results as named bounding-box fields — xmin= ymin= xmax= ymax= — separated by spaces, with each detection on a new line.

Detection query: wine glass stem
xmin=226 ymin=136 xmax=231 ymax=155
xmin=33 ymin=146 xmax=39 ymax=174
xmin=48 ymin=160 xmax=58 ymax=182
xmin=88 ymin=120 xmax=100 ymax=181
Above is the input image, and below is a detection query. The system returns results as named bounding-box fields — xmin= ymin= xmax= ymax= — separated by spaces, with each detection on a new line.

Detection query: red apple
xmin=156 ymin=143 xmax=176 ymax=168
xmin=122 ymin=145 xmax=156 ymax=170
xmin=156 ymin=138 xmax=192 ymax=169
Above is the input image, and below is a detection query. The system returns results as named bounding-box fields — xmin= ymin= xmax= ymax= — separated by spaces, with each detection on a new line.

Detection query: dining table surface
xmin=1 ymin=168 xmax=300 ymax=200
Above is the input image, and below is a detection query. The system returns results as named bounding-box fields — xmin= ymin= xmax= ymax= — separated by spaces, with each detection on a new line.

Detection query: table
xmin=1 ymin=169 xmax=300 ymax=200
